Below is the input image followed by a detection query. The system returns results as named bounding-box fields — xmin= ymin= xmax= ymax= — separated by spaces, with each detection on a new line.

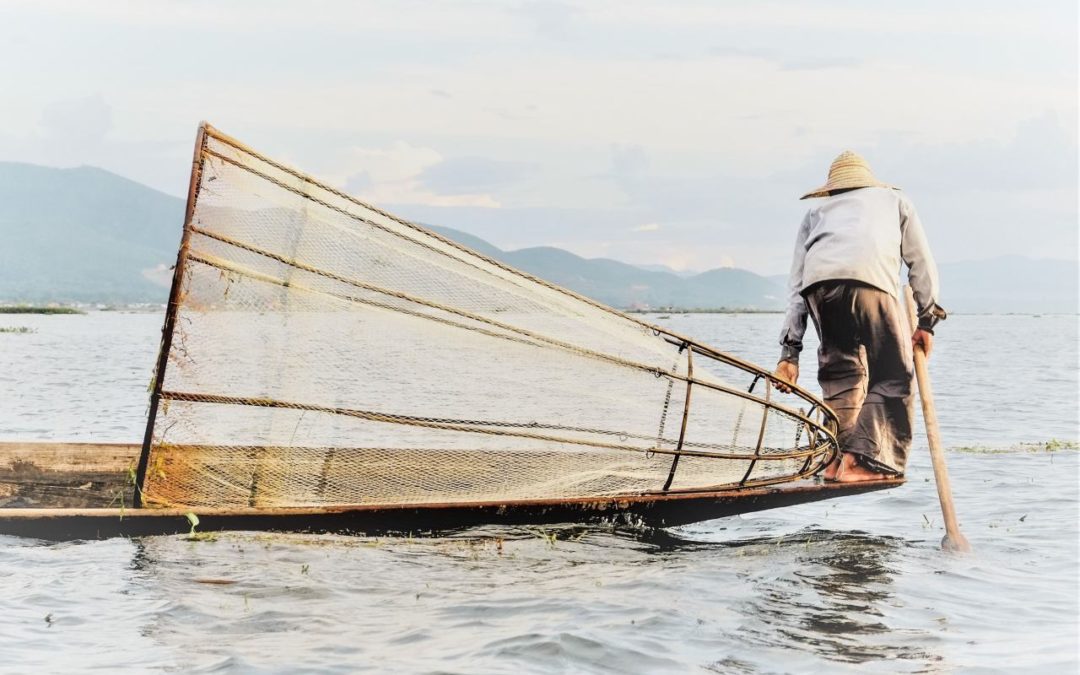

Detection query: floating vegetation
xmin=0 ymin=326 xmax=35 ymax=334
xmin=183 ymin=512 xmax=218 ymax=541
xmin=531 ymin=527 xmax=587 ymax=548
xmin=951 ymin=439 xmax=1078 ymax=454
xmin=0 ymin=306 xmax=84 ymax=315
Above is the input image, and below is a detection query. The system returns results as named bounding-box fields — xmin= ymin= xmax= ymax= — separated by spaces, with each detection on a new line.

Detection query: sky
xmin=1 ymin=0 xmax=1076 ymax=274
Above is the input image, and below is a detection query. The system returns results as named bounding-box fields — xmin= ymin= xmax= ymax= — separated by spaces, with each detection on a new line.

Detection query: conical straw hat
xmin=801 ymin=150 xmax=895 ymax=199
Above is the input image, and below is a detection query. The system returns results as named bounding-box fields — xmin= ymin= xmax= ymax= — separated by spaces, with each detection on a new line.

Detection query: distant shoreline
xmin=627 ymin=308 xmax=783 ymax=314
xmin=0 ymin=306 xmax=85 ymax=315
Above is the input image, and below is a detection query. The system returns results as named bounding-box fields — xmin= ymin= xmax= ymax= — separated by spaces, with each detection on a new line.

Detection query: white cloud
xmin=39 ymin=94 xmax=112 ymax=143
xmin=633 ymin=223 xmax=661 ymax=232
xmin=0 ymin=0 xmax=519 ymax=37
xmin=132 ymin=55 xmax=1066 ymax=184
xmin=345 ymin=142 xmax=441 ymax=184
xmin=7 ymin=0 xmax=1069 ymax=43
xmin=584 ymin=1 xmax=1071 ymax=39
xmin=329 ymin=142 xmax=500 ymax=208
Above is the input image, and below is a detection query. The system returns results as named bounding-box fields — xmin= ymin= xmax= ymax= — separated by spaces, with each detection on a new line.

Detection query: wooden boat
xmin=0 ymin=123 xmax=903 ymax=540
xmin=0 ymin=442 xmax=900 ymax=540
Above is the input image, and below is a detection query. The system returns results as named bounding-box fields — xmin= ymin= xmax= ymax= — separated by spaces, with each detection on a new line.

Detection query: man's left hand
xmin=912 ymin=328 xmax=933 ymax=358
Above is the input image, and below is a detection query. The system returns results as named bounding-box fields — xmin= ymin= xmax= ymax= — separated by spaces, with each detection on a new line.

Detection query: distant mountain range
xmin=0 ymin=162 xmax=180 ymax=303
xmin=634 ymin=264 xmax=700 ymax=278
xmin=0 ymin=162 xmax=1076 ymax=313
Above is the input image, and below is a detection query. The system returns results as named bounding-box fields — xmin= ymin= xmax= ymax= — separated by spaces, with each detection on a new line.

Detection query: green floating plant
xmin=184 ymin=512 xmax=217 ymax=541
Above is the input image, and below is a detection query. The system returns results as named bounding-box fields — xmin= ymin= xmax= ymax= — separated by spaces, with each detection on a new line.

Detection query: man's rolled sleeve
xmin=779 ymin=341 xmax=802 ymax=365
xmin=917 ymin=305 xmax=947 ymax=333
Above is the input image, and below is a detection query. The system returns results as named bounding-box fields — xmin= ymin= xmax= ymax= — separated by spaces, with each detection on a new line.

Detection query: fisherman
xmin=773 ymin=151 xmax=946 ymax=482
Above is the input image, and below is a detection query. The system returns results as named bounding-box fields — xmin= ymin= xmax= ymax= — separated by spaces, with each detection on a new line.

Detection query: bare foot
xmin=821 ymin=454 xmax=843 ymax=481
xmin=834 ymin=453 xmax=890 ymax=483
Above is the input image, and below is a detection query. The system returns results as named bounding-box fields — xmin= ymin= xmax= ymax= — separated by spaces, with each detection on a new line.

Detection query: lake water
xmin=1 ymin=311 xmax=1077 ymax=673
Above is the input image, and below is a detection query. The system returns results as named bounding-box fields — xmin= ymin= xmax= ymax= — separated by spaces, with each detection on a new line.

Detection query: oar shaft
xmin=904 ymin=286 xmax=970 ymax=551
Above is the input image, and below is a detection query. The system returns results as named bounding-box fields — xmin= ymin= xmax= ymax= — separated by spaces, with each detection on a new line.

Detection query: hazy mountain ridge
xmin=0 ymin=162 xmax=1075 ymax=313
xmin=634 ymin=264 xmax=700 ymax=278
xmin=427 ymin=232 xmax=784 ymax=309
xmin=0 ymin=162 xmax=182 ymax=303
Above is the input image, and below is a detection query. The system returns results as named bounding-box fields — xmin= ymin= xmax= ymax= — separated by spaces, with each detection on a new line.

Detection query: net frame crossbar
xmin=134 ymin=122 xmax=839 ymax=508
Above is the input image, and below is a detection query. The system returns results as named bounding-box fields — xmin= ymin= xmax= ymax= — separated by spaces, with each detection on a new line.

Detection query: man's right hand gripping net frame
xmin=135 ymin=123 xmax=838 ymax=510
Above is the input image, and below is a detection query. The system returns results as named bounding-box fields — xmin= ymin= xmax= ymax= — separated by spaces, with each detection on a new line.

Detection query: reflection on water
xmin=629 ymin=527 xmax=943 ymax=670
xmin=623 ymin=526 xmax=930 ymax=666
xmin=755 ymin=534 xmax=930 ymax=666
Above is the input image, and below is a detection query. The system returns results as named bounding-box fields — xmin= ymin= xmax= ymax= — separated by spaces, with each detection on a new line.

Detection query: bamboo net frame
xmin=134 ymin=123 xmax=838 ymax=509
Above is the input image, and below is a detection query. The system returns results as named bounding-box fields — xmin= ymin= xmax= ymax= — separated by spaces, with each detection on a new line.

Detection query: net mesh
xmin=139 ymin=126 xmax=837 ymax=509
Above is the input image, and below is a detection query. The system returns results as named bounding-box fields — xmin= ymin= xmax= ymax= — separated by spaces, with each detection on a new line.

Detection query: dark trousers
xmin=805 ymin=281 xmax=915 ymax=475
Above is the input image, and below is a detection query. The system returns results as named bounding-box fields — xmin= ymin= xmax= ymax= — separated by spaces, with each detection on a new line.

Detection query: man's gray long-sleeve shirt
xmin=778 ymin=187 xmax=946 ymax=364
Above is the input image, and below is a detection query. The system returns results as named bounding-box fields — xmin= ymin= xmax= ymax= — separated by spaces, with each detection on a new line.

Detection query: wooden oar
xmin=904 ymin=285 xmax=971 ymax=553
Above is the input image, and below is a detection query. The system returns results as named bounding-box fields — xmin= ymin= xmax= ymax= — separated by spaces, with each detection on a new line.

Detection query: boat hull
xmin=0 ymin=442 xmax=901 ymax=540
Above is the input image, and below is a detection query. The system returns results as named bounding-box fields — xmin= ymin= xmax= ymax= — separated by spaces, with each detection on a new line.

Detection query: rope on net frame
xmin=179 ymin=247 xmax=833 ymax=442
xmin=156 ymin=390 xmax=828 ymax=464
xmin=661 ymin=342 xmax=694 ymax=491
xmin=170 ymin=251 xmax=832 ymax=466
xmin=179 ymin=240 xmax=833 ymax=437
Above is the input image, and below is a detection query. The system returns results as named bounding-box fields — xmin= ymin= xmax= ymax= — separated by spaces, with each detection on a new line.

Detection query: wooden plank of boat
xmin=0 ymin=441 xmax=135 ymax=508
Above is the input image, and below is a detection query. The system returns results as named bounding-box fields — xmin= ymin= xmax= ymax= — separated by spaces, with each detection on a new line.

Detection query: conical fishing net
xmin=137 ymin=124 xmax=838 ymax=509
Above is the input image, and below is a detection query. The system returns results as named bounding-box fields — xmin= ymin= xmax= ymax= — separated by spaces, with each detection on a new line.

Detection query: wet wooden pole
xmin=904 ymin=286 xmax=971 ymax=553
